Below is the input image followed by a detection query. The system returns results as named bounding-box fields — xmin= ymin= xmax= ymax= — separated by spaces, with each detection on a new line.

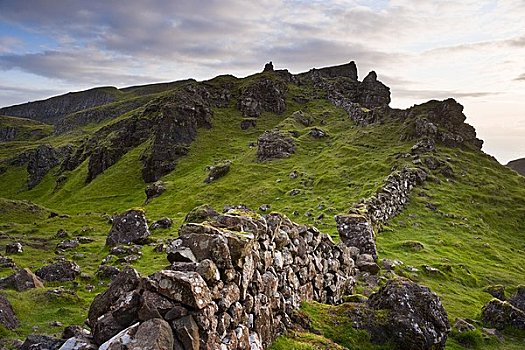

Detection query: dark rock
xmin=0 ymin=255 xmax=16 ymax=268
xmin=171 ymin=315 xmax=200 ymax=350
xmin=367 ymin=278 xmax=450 ymax=349
xmin=359 ymin=71 xmax=391 ymax=108
xmin=483 ymin=285 xmax=506 ymax=301
xmin=5 ymin=242 xmax=23 ymax=254
xmin=411 ymin=138 xmax=436 ymax=154
xmin=145 ymin=181 xmax=166 ymax=202
xmin=308 ymin=61 xmax=358 ymax=80
xmin=240 ymin=118 xmax=257 ymax=130
xmin=19 ymin=335 xmax=64 ymax=350
xmin=237 ymin=78 xmax=287 ymax=118
xmin=106 ymin=209 xmax=150 ymax=247
xmin=441 ymin=165 xmax=454 ymax=178
xmin=309 ymin=127 xmax=327 ymax=138
xmin=57 ymin=239 xmax=79 ymax=250
xmin=27 ymin=145 xmax=60 ymax=189
xmin=257 ymin=130 xmax=296 ymax=161
xmin=96 ymin=321 xmax=139 ymax=348
xmin=508 ymin=285 xmax=525 ymax=311
xmin=259 ymin=204 xmax=270 ymax=212
xmin=481 ymin=299 xmax=525 ymax=330
xmin=183 ymin=205 xmax=219 ymax=223
xmin=109 ymin=245 xmax=142 ymax=257
xmin=0 ymin=294 xmax=18 ymax=330
xmin=0 ymin=268 xmax=44 ymax=291
xmin=263 ymin=61 xmax=274 ymax=72
xmin=336 ymin=214 xmax=377 ymax=259
xmin=96 ymin=265 xmax=120 ymax=279
xmin=61 ymin=325 xmax=89 ymax=339
xmin=55 ymin=229 xmax=69 ymax=239
xmin=77 ymin=236 xmax=95 ymax=244
xmin=87 ymin=267 xmax=141 ymax=327
xmin=356 ymin=254 xmax=380 ymax=274
xmin=204 ymin=161 xmax=231 ymax=183
xmin=453 ymin=318 xmax=476 ymax=333
xmin=128 ymin=318 xmax=174 ymax=350
xmin=150 ymin=217 xmax=172 ymax=230
xmin=35 ymin=260 xmax=81 ymax=282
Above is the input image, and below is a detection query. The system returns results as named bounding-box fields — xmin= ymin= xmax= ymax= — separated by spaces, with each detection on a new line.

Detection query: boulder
xmin=356 ymin=254 xmax=380 ymax=275
xmin=87 ymin=267 xmax=141 ymax=327
xmin=240 ymin=118 xmax=257 ymax=130
xmin=481 ymin=299 xmax=525 ymax=330
xmin=183 ymin=205 xmax=219 ymax=223
xmin=0 ymin=268 xmax=44 ymax=291
xmin=150 ymin=217 xmax=173 ymax=230
xmin=97 ymin=322 xmax=139 ymax=350
xmin=0 ymin=294 xmax=18 ymax=330
xmin=309 ymin=127 xmax=327 ymax=138
xmin=171 ymin=315 xmax=200 ymax=350
xmin=20 ymin=335 xmax=64 ymax=350
xmin=57 ymin=239 xmax=80 ymax=250
xmin=256 ymin=130 xmax=296 ymax=161
xmin=106 ymin=209 xmax=150 ymax=247
xmin=204 ymin=162 xmax=231 ymax=183
xmin=508 ymin=285 xmax=525 ymax=311
xmin=0 ymin=255 xmax=16 ymax=268
xmin=366 ymin=278 xmax=450 ymax=349
xmin=35 ymin=260 xmax=81 ymax=282
xmin=145 ymin=181 xmax=166 ymax=202
xmin=128 ymin=318 xmax=174 ymax=350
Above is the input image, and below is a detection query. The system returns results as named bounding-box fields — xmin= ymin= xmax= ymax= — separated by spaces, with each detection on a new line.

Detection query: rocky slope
xmin=507 ymin=157 xmax=525 ymax=176
xmin=0 ymin=61 xmax=524 ymax=350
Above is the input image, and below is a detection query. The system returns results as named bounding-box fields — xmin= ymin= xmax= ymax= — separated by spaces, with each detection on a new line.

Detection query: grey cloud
xmin=514 ymin=73 xmax=525 ymax=81
xmin=392 ymin=88 xmax=500 ymax=100
xmin=0 ymin=85 xmax=64 ymax=108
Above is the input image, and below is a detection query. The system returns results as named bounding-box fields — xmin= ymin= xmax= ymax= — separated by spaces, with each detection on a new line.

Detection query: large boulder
xmin=204 ymin=162 xmax=231 ymax=183
xmin=366 ymin=278 xmax=450 ymax=349
xmin=481 ymin=299 xmax=525 ymax=330
xmin=35 ymin=260 xmax=81 ymax=282
xmin=256 ymin=130 xmax=296 ymax=161
xmin=106 ymin=209 xmax=150 ymax=247
xmin=0 ymin=268 xmax=44 ymax=291
xmin=128 ymin=318 xmax=174 ymax=350
xmin=0 ymin=294 xmax=18 ymax=330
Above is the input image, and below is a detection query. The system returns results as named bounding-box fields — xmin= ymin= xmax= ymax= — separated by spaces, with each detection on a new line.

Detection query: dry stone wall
xmin=86 ymin=209 xmax=357 ymax=350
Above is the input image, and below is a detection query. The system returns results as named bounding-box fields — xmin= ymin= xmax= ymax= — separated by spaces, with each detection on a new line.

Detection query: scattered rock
xmin=240 ymin=118 xmax=257 ymax=130
xmin=57 ymin=239 xmax=79 ymax=250
xmin=0 ymin=294 xmax=18 ymax=330
xmin=96 ymin=265 xmax=120 ymax=279
xmin=204 ymin=161 xmax=231 ymax=183
xmin=309 ymin=127 xmax=327 ymax=138
xmin=150 ymin=217 xmax=173 ymax=230
xmin=259 ymin=204 xmax=270 ymax=212
xmin=35 ymin=260 xmax=81 ymax=282
xmin=145 ymin=181 xmax=167 ymax=202
xmin=55 ymin=229 xmax=69 ymax=238
xmin=20 ymin=335 xmax=64 ymax=350
xmin=453 ymin=318 xmax=476 ymax=333
xmin=481 ymin=299 xmax=525 ymax=330
xmin=5 ymin=242 xmax=23 ymax=254
xmin=0 ymin=255 xmax=16 ymax=268
xmin=292 ymin=110 xmax=313 ymax=126
xmin=0 ymin=268 xmax=44 ymax=291
xmin=106 ymin=209 xmax=150 ymax=247
xmin=256 ymin=130 xmax=296 ymax=161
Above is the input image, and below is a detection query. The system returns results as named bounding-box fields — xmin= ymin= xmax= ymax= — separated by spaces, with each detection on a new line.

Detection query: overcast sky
xmin=0 ymin=0 xmax=524 ymax=163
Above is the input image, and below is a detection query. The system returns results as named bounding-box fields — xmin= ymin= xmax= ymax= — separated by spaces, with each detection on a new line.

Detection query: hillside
xmin=0 ymin=62 xmax=524 ymax=350
xmin=507 ymin=158 xmax=525 ymax=176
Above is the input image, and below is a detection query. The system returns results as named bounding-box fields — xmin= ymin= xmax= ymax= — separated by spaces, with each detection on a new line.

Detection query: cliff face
xmin=0 ymin=87 xmax=121 ymax=124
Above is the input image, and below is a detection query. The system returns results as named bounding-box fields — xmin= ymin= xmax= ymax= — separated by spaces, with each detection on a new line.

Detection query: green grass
xmin=0 ymin=75 xmax=524 ymax=349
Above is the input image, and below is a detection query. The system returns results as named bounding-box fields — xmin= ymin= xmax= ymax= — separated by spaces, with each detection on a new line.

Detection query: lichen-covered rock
xmin=256 ymin=130 xmax=296 ymax=161
xmin=366 ymin=278 xmax=450 ymax=349
xmin=0 ymin=294 xmax=18 ymax=330
xmin=336 ymin=214 xmax=377 ymax=259
xmin=481 ymin=299 xmax=525 ymax=330
xmin=0 ymin=268 xmax=44 ymax=291
xmin=35 ymin=260 xmax=80 ymax=282
xmin=128 ymin=318 xmax=174 ymax=350
xmin=237 ymin=78 xmax=287 ymax=118
xmin=106 ymin=209 xmax=150 ymax=247
xmin=145 ymin=181 xmax=166 ymax=202
xmin=183 ymin=204 xmax=219 ymax=223
xmin=171 ymin=315 xmax=200 ymax=350
xmin=147 ymin=270 xmax=212 ymax=310
xmin=204 ymin=161 xmax=231 ymax=183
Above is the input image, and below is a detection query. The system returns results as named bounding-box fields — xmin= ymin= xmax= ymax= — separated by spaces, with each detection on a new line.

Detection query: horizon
xmin=1 ymin=0 xmax=524 ymax=163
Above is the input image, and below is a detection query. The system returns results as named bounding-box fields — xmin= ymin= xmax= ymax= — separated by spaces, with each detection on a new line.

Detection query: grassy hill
xmin=0 ymin=64 xmax=524 ymax=349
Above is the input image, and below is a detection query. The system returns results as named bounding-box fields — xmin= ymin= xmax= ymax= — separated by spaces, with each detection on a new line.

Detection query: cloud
xmin=392 ymin=89 xmax=501 ymax=101
xmin=514 ymin=73 xmax=525 ymax=81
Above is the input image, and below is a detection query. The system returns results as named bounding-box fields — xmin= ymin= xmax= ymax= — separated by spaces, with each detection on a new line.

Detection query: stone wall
xmin=87 ymin=209 xmax=356 ymax=350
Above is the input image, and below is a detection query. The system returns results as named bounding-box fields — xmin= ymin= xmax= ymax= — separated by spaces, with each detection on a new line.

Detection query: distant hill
xmin=507 ymin=157 xmax=525 ymax=176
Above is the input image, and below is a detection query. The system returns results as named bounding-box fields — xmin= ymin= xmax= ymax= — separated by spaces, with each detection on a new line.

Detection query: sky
xmin=0 ymin=0 xmax=524 ymax=164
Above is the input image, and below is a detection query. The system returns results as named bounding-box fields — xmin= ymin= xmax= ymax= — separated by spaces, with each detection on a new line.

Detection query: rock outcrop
xmin=238 ymin=78 xmax=287 ymax=118
xmin=106 ymin=210 xmax=150 ymax=247
xmin=257 ymin=131 xmax=296 ymax=161
xmin=35 ymin=260 xmax=81 ymax=282
xmin=507 ymin=157 xmax=525 ymax=177
xmin=481 ymin=286 xmax=525 ymax=330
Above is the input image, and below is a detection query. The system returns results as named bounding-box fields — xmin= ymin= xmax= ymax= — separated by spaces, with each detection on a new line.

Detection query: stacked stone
xmin=85 ymin=209 xmax=356 ymax=350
